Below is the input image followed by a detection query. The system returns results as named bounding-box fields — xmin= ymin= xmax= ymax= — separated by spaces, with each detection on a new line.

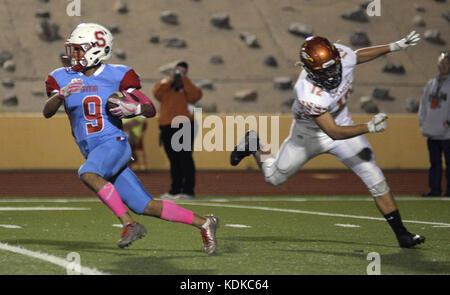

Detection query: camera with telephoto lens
xmin=174 ymin=69 xmax=182 ymax=80
xmin=172 ymin=69 xmax=184 ymax=90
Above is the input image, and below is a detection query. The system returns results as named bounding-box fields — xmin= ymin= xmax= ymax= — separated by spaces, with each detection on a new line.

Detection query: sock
xmin=384 ymin=209 xmax=408 ymax=236
xmin=160 ymin=200 xmax=194 ymax=225
xmin=97 ymin=182 xmax=128 ymax=218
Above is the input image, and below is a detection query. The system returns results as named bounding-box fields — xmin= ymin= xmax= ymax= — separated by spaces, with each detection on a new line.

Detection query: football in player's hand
xmin=106 ymin=91 xmax=126 ymax=111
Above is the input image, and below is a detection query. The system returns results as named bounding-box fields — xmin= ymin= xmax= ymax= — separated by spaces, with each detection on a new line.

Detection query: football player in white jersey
xmin=231 ymin=32 xmax=425 ymax=248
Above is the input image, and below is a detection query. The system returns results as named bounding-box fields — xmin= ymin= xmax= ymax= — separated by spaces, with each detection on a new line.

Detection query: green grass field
xmin=0 ymin=196 xmax=449 ymax=275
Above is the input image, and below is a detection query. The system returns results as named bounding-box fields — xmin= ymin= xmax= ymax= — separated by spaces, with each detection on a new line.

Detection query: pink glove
xmin=58 ymin=78 xmax=84 ymax=99
xmin=108 ymin=96 xmax=142 ymax=119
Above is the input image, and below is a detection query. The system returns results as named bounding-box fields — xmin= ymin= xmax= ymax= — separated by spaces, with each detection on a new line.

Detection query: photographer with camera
xmin=153 ymin=61 xmax=203 ymax=200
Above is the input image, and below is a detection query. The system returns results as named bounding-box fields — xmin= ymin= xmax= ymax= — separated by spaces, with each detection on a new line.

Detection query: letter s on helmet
xmin=62 ymin=23 xmax=113 ymax=71
xmin=298 ymin=36 xmax=342 ymax=91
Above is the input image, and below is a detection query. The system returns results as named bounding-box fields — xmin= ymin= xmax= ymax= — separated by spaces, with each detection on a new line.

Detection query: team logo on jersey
xmin=81 ymin=85 xmax=99 ymax=93
xmin=335 ymin=76 xmax=351 ymax=97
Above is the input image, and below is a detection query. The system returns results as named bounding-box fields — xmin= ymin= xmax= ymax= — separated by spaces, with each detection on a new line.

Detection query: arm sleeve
xmin=152 ymin=78 xmax=172 ymax=102
xmin=45 ymin=75 xmax=60 ymax=97
xmin=125 ymin=89 xmax=157 ymax=118
xmin=181 ymin=76 xmax=203 ymax=103
xmin=119 ymin=69 xmax=142 ymax=91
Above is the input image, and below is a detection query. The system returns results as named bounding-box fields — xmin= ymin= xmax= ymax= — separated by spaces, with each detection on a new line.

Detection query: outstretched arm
xmin=355 ymin=31 xmax=421 ymax=64
xmin=355 ymin=44 xmax=391 ymax=64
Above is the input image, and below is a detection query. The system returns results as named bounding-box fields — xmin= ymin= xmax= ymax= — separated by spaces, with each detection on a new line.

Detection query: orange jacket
xmin=153 ymin=76 xmax=202 ymax=126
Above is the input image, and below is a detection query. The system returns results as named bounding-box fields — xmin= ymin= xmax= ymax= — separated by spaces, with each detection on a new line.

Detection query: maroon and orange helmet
xmin=298 ymin=36 xmax=342 ymax=91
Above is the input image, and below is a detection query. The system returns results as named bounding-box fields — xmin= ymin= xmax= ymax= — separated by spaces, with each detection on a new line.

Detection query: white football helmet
xmin=62 ymin=23 xmax=113 ymax=71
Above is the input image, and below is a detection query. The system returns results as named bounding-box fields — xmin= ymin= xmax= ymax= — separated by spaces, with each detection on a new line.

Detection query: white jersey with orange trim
xmin=291 ymin=43 xmax=357 ymax=128
xmin=260 ymin=43 xmax=389 ymax=197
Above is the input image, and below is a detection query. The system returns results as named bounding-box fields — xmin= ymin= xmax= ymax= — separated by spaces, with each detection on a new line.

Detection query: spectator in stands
xmin=153 ymin=61 xmax=202 ymax=200
xmin=419 ymin=51 xmax=450 ymax=197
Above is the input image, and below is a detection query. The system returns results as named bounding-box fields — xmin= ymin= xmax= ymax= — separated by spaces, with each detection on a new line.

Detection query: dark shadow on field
xmin=222 ymin=236 xmax=449 ymax=274
xmin=274 ymin=248 xmax=450 ymax=275
xmin=1 ymin=238 xmax=119 ymax=252
xmin=378 ymin=249 xmax=450 ymax=275
xmin=104 ymin=253 xmax=219 ymax=275
xmin=222 ymin=236 xmax=398 ymax=249
xmin=1 ymin=238 xmax=150 ymax=257
xmin=2 ymin=238 xmax=220 ymax=275
xmin=1 ymin=238 xmax=208 ymax=254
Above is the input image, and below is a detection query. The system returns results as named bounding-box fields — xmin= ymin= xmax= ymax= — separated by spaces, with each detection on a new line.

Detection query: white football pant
xmin=261 ymin=120 xmax=390 ymax=197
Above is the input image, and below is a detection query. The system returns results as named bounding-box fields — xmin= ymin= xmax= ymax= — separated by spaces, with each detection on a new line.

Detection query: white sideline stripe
xmin=209 ymin=196 xmax=450 ymax=202
xmin=1 ymin=196 xmax=448 ymax=203
xmin=0 ymin=198 xmax=447 ymax=225
xmin=335 ymin=224 xmax=360 ymax=228
xmin=225 ymin=224 xmax=252 ymax=228
xmin=0 ymin=207 xmax=91 ymax=211
xmin=0 ymin=242 xmax=109 ymax=275
xmin=0 ymin=198 xmax=100 ymax=203
xmin=0 ymin=224 xmax=22 ymax=229
xmin=178 ymin=202 xmax=450 ymax=227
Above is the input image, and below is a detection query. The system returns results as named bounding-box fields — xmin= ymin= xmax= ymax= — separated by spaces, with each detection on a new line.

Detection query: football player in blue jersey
xmin=43 ymin=23 xmax=218 ymax=254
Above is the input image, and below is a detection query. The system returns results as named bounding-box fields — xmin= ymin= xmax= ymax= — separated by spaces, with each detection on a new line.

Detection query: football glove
xmin=58 ymin=78 xmax=84 ymax=99
xmin=389 ymin=31 xmax=421 ymax=52
xmin=108 ymin=97 xmax=142 ymax=119
xmin=367 ymin=113 xmax=388 ymax=133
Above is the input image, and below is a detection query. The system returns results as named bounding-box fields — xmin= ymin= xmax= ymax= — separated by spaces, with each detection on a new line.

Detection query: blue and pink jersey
xmin=45 ymin=64 xmax=142 ymax=155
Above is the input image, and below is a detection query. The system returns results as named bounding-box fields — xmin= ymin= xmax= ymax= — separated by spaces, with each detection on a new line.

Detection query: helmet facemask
xmin=62 ymin=43 xmax=89 ymax=72
xmin=306 ymin=60 xmax=342 ymax=91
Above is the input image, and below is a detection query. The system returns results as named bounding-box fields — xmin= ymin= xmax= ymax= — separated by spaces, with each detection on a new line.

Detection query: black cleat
xmin=230 ymin=130 xmax=260 ymax=166
xmin=397 ymin=232 xmax=425 ymax=248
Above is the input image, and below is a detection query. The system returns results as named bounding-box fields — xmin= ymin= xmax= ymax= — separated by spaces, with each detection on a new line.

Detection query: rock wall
xmin=0 ymin=0 xmax=448 ymax=114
